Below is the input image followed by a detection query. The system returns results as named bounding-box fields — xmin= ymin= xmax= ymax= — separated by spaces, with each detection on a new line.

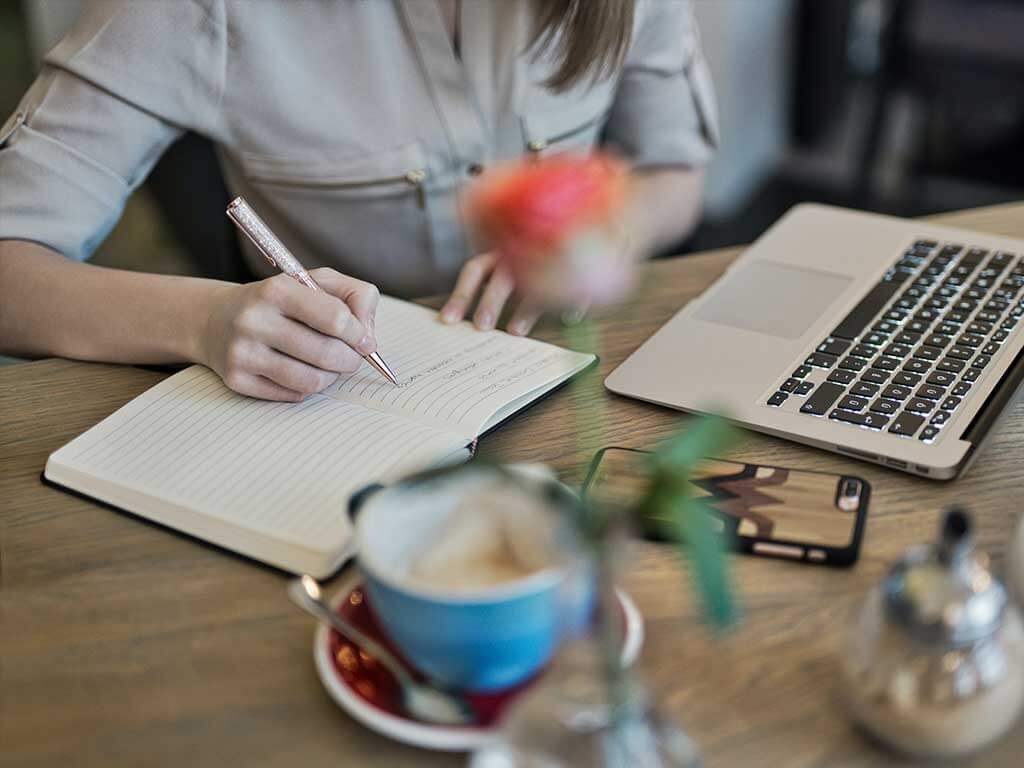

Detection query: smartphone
xmin=582 ymin=447 xmax=870 ymax=567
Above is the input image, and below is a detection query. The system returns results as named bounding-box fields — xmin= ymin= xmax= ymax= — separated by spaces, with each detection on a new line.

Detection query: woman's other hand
xmin=201 ymin=268 xmax=379 ymax=401
xmin=439 ymin=252 xmax=546 ymax=336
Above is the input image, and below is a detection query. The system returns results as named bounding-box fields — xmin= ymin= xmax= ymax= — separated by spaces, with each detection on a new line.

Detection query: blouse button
xmin=467 ymin=163 xmax=484 ymax=177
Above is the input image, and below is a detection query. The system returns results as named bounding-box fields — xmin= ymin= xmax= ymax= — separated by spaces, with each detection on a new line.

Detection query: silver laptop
xmin=606 ymin=204 xmax=1024 ymax=479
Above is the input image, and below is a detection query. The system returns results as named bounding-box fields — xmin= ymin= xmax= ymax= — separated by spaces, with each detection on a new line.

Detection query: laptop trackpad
xmin=695 ymin=261 xmax=854 ymax=340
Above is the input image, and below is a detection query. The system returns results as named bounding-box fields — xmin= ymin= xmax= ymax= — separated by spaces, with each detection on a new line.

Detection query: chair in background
xmin=855 ymin=0 xmax=1024 ymax=209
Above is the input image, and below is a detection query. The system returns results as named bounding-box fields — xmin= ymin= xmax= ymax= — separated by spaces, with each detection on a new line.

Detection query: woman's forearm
xmin=0 ymin=239 xmax=223 ymax=364
xmin=628 ymin=167 xmax=705 ymax=257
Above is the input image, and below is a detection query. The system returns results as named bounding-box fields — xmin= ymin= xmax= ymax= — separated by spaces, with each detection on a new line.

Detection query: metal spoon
xmin=288 ymin=574 xmax=475 ymax=726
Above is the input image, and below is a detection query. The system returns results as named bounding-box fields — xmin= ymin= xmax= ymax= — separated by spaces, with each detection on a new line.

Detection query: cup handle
xmin=347 ymin=483 xmax=385 ymax=522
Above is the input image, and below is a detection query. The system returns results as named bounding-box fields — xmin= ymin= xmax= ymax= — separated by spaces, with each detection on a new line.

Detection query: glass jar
xmin=841 ymin=508 xmax=1024 ymax=758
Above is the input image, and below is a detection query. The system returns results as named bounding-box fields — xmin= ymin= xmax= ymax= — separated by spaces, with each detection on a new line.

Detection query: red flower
xmin=466 ymin=153 xmax=633 ymax=307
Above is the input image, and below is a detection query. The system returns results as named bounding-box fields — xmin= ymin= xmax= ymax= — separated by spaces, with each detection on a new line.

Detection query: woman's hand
xmin=439 ymin=252 xmax=545 ymax=336
xmin=200 ymin=268 xmax=379 ymax=401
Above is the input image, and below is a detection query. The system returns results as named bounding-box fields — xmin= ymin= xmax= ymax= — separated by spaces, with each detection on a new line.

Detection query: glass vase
xmin=470 ymin=536 xmax=701 ymax=768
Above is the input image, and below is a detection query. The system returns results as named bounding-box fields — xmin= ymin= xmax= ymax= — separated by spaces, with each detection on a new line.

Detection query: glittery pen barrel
xmin=226 ymin=197 xmax=399 ymax=386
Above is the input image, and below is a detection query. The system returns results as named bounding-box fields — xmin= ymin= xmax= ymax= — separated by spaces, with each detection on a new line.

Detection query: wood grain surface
xmin=3 ymin=204 xmax=1024 ymax=767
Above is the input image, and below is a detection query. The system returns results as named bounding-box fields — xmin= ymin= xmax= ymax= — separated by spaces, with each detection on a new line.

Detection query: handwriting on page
xmin=324 ymin=298 xmax=584 ymax=435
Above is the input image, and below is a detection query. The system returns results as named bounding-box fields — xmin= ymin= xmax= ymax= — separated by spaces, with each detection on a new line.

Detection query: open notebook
xmin=45 ymin=297 xmax=595 ymax=577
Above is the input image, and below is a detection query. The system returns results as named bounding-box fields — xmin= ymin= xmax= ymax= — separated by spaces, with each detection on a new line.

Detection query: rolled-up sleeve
xmin=0 ymin=0 xmax=226 ymax=261
xmin=602 ymin=0 xmax=719 ymax=170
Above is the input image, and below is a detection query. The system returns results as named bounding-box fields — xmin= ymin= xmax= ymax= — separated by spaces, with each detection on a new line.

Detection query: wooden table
xmin=4 ymin=203 xmax=1024 ymax=768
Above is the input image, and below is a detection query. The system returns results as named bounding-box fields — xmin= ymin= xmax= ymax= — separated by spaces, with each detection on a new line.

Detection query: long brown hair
xmin=531 ymin=0 xmax=636 ymax=91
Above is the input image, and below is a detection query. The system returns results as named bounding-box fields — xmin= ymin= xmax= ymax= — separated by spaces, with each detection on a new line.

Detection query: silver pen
xmin=226 ymin=196 xmax=398 ymax=386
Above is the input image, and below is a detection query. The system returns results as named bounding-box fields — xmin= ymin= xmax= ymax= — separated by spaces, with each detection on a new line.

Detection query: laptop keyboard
xmin=767 ymin=240 xmax=1024 ymax=443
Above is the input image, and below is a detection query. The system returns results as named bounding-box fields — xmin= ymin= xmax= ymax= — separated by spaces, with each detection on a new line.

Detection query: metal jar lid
xmin=883 ymin=508 xmax=1007 ymax=647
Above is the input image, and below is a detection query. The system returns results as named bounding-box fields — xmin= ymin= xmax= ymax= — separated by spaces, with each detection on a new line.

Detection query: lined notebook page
xmin=49 ymin=366 xmax=465 ymax=552
xmin=325 ymin=297 xmax=594 ymax=436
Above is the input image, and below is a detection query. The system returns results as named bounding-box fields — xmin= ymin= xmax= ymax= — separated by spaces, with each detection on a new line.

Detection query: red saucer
xmin=313 ymin=570 xmax=644 ymax=752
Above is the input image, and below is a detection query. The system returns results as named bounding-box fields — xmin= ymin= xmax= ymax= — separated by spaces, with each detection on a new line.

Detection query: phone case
xmin=582 ymin=447 xmax=871 ymax=567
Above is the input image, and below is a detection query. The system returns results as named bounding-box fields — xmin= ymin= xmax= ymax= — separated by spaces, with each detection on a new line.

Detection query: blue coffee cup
xmin=354 ymin=465 xmax=591 ymax=692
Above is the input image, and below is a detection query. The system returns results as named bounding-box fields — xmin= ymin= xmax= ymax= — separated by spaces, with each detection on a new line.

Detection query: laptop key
xmin=894 ymin=332 xmax=921 ymax=346
xmin=957 ymin=333 xmax=984 ymax=348
xmin=936 ymin=358 xmax=966 ymax=373
xmin=881 ymin=384 xmax=912 ymax=400
xmin=839 ymin=356 xmax=869 ymax=372
xmin=992 ymin=329 xmax=1010 ymax=342
xmin=941 ymin=396 xmax=962 ymax=411
xmin=963 ymin=367 xmax=982 ymax=382
xmin=792 ymin=365 xmax=813 ymax=379
xmin=913 ymin=346 xmax=942 ymax=362
xmin=924 ymin=334 xmax=952 ymax=348
xmin=780 ymin=378 xmax=799 ymax=393
xmin=906 ymin=398 xmax=936 ymax=414
xmin=872 ymin=320 xmax=901 ymax=335
xmin=870 ymin=399 xmax=899 ymax=415
xmin=861 ymin=369 xmax=891 ymax=385
xmin=889 ymin=412 xmax=926 ymax=437
xmin=952 ymin=382 xmax=971 ymax=397
xmin=903 ymin=359 xmax=932 ymax=374
xmin=943 ymin=310 xmax=970 ymax=324
xmin=817 ymin=338 xmax=851 ymax=356
xmin=883 ymin=344 xmax=912 ymax=358
xmin=767 ymin=392 xmax=788 ymax=407
xmin=872 ymin=356 xmax=900 ymax=372
xmin=919 ymin=426 xmax=941 ymax=443
xmin=936 ymin=322 xmax=961 ymax=336
xmin=851 ymin=343 xmax=880 ymax=358
xmin=930 ymin=412 xmax=950 ymax=426
xmin=838 ymin=395 xmax=869 ymax=412
xmin=863 ymin=332 xmax=889 ymax=346
xmin=916 ymin=385 xmax=946 ymax=400
xmin=967 ymin=321 xmax=993 ymax=335
xmin=827 ymin=369 xmax=857 ymax=385
xmin=795 ymin=381 xmax=815 ymax=396
xmin=893 ymin=372 xmax=922 ymax=387
xmin=906 ymin=320 xmax=931 ymax=334
xmin=830 ymin=409 xmax=890 ymax=430
xmin=805 ymin=352 xmax=838 ymax=369
xmin=927 ymin=371 xmax=956 ymax=387
xmin=976 ymin=311 xmax=1001 ymax=324
xmin=972 ymin=355 xmax=992 ymax=370
xmin=945 ymin=346 xmax=973 ymax=361
xmin=800 ymin=383 xmax=846 ymax=416
xmin=982 ymin=342 xmax=1000 ymax=355
xmin=831 ymin=282 xmax=901 ymax=340
xmin=851 ymin=382 xmax=880 ymax=398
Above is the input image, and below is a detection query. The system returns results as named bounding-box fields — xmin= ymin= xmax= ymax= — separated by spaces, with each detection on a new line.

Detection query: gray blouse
xmin=0 ymin=0 xmax=718 ymax=297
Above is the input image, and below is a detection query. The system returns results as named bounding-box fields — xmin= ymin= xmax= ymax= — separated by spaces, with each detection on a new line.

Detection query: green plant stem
xmin=564 ymin=316 xmax=633 ymax=747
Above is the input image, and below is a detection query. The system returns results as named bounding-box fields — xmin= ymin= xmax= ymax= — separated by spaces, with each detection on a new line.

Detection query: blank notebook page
xmin=48 ymin=366 xmax=463 ymax=550
xmin=326 ymin=297 xmax=594 ymax=436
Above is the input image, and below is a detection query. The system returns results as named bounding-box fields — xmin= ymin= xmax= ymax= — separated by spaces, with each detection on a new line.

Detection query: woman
xmin=0 ymin=0 xmax=716 ymax=401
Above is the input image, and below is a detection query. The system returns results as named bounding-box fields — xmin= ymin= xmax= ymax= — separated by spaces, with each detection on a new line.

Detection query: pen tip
xmin=366 ymin=351 xmax=399 ymax=386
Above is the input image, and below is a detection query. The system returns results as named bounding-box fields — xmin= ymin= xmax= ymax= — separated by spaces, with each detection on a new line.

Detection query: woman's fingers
xmin=221 ymin=370 xmax=305 ymax=402
xmin=473 ymin=264 xmax=516 ymax=330
xmin=253 ymin=346 xmax=340 ymax=395
xmin=441 ymin=253 xmax=497 ymax=324
xmin=260 ymin=315 xmax=364 ymax=374
xmin=506 ymin=301 xmax=544 ymax=336
xmin=263 ymin=275 xmax=375 ymax=355
xmin=309 ymin=268 xmax=380 ymax=329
